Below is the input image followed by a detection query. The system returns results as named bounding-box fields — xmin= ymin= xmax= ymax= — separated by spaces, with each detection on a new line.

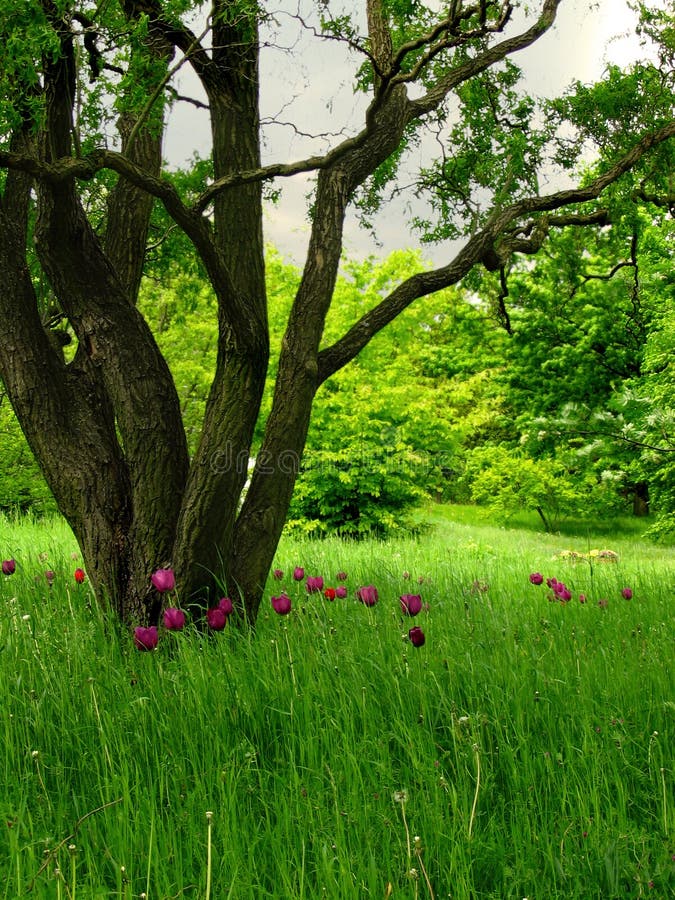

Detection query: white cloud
xmin=164 ymin=0 xmax=646 ymax=266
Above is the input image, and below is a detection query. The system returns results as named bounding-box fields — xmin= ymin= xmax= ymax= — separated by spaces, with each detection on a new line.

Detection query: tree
xmin=0 ymin=0 xmax=673 ymax=625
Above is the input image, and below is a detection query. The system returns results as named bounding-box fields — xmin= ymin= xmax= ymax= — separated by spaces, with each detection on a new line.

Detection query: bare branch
xmin=407 ymin=0 xmax=562 ymax=120
xmin=126 ymin=20 xmax=213 ymax=156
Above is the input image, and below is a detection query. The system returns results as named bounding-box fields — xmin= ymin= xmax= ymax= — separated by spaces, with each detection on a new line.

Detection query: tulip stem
xmin=205 ymin=811 xmax=213 ymax=900
xmin=468 ymin=743 xmax=481 ymax=840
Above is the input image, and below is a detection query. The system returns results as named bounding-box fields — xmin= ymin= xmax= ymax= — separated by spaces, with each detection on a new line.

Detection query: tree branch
xmin=407 ymin=0 xmax=561 ymax=120
xmin=317 ymin=121 xmax=675 ymax=383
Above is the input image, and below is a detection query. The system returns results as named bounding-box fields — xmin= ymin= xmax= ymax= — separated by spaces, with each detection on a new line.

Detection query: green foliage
xmin=0 ymin=391 xmax=55 ymax=514
xmin=464 ymin=210 xmax=675 ymax=536
xmin=461 ymin=444 xmax=616 ymax=532
xmin=289 ymin=251 xmax=490 ymax=533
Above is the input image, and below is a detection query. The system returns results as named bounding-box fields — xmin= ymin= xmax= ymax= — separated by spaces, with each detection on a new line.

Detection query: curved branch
xmin=317 ymin=120 xmax=675 ymax=383
xmin=407 ymin=0 xmax=562 ymax=120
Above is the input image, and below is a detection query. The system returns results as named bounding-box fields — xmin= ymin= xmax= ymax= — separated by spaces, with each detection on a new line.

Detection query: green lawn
xmin=0 ymin=510 xmax=673 ymax=898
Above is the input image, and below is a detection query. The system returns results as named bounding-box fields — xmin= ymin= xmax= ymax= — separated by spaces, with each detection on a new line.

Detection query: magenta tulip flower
xmin=134 ymin=625 xmax=159 ymax=651
xmin=151 ymin=568 xmax=175 ymax=593
xmin=336 ymin=571 xmax=348 ymax=582
xmin=356 ymin=585 xmax=378 ymax=606
xmin=621 ymin=587 xmax=633 ymax=600
xmin=293 ymin=567 xmax=305 ymax=581
xmin=273 ymin=568 xmax=284 ymax=580
xmin=409 ymin=626 xmax=425 ymax=647
xmin=271 ymin=593 xmax=292 ymax=615
xmin=218 ymin=597 xmax=234 ymax=616
xmin=163 ymin=607 xmax=186 ymax=631
xmin=206 ymin=607 xmax=227 ymax=631
xmin=335 ymin=585 xmax=347 ymax=599
xmin=579 ymin=593 xmax=587 ymax=604
xmin=400 ymin=594 xmax=423 ymax=616
xmin=2 ymin=559 xmax=16 ymax=576
xmin=529 ymin=572 xmax=544 ymax=585
xmin=306 ymin=575 xmax=324 ymax=593
xmin=45 ymin=570 xmax=55 ymax=586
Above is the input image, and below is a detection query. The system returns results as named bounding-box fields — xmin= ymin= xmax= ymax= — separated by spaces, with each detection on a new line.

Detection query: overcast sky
xmin=164 ymin=0 xmax=644 ymax=266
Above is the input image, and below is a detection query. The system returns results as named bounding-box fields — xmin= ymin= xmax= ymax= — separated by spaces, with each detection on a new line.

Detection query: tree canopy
xmin=0 ymin=0 xmax=673 ymax=625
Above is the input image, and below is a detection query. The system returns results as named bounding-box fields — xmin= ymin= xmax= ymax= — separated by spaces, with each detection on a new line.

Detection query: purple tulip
xmin=134 ymin=625 xmax=159 ymax=651
xmin=45 ymin=570 xmax=55 ymax=586
xmin=218 ymin=596 xmax=234 ymax=616
xmin=559 ymin=588 xmax=572 ymax=602
xmin=306 ymin=576 xmax=324 ymax=593
xmin=163 ymin=607 xmax=186 ymax=631
xmin=273 ymin=568 xmax=284 ymax=580
xmin=336 ymin=571 xmax=348 ymax=582
xmin=335 ymin=585 xmax=347 ymax=599
xmin=151 ymin=568 xmax=175 ymax=593
xmin=293 ymin=567 xmax=305 ymax=581
xmin=621 ymin=587 xmax=633 ymax=600
xmin=409 ymin=626 xmax=425 ymax=647
xmin=529 ymin=572 xmax=544 ymax=585
xmin=2 ymin=559 xmax=16 ymax=576
xmin=356 ymin=585 xmax=379 ymax=607
xmin=206 ymin=607 xmax=227 ymax=631
xmin=400 ymin=594 xmax=423 ymax=616
xmin=271 ymin=593 xmax=292 ymax=615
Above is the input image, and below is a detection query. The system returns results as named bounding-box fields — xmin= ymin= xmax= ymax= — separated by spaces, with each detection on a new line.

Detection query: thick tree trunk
xmin=172 ymin=5 xmax=269 ymax=609
xmin=231 ymin=90 xmax=410 ymax=621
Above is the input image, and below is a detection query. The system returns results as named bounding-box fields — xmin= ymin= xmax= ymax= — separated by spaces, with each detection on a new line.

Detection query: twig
xmin=27 ymin=798 xmax=123 ymax=892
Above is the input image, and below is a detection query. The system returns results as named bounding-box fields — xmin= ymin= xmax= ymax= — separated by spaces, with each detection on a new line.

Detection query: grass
xmin=0 ymin=509 xmax=673 ymax=898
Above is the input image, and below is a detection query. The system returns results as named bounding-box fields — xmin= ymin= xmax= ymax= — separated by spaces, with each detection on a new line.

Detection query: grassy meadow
xmin=0 ymin=508 xmax=673 ymax=898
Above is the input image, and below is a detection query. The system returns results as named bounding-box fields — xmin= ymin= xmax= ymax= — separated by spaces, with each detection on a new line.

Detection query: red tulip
xmin=206 ymin=607 xmax=227 ymax=630
xmin=400 ymin=594 xmax=422 ymax=616
xmin=74 ymin=568 xmax=86 ymax=584
xmin=408 ymin=626 xmax=425 ymax=647
xmin=356 ymin=585 xmax=379 ymax=606
xmin=151 ymin=568 xmax=175 ymax=593
xmin=271 ymin=593 xmax=292 ymax=615
xmin=163 ymin=607 xmax=186 ymax=631
xmin=134 ymin=626 xmax=159 ymax=651
xmin=218 ymin=597 xmax=234 ymax=616
xmin=324 ymin=587 xmax=337 ymax=601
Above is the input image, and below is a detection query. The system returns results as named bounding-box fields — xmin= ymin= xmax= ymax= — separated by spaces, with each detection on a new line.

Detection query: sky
xmin=163 ymin=0 xmax=645 ymax=266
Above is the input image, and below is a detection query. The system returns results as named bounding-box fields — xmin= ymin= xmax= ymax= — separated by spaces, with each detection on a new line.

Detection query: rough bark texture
xmin=0 ymin=0 xmax=672 ymax=626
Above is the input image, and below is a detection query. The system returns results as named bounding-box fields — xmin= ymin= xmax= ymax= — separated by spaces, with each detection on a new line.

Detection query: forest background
xmin=3 ymin=213 xmax=674 ymax=540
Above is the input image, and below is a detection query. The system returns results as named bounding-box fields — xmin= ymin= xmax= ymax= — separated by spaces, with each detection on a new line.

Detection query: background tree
xmin=0 ymin=0 xmax=673 ymax=625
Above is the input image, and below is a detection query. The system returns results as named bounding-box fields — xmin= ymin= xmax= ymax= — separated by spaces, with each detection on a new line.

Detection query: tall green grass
xmin=0 ymin=512 xmax=672 ymax=898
